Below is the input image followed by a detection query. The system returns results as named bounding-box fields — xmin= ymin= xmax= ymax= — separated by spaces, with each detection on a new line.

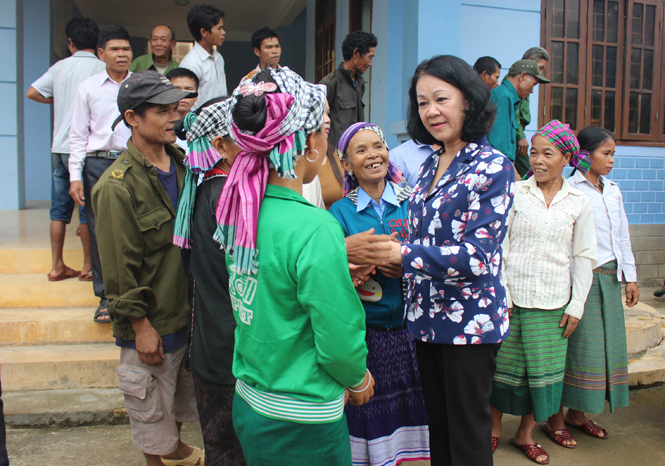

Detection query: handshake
xmin=345 ymin=369 xmax=375 ymax=406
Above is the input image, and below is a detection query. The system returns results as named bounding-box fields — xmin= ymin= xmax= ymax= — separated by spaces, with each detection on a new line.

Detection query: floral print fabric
xmin=401 ymin=139 xmax=515 ymax=345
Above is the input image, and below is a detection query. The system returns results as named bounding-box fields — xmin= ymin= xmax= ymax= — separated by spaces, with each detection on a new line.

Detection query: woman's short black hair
xmin=187 ymin=5 xmax=224 ymax=42
xmin=232 ymin=69 xmax=279 ymax=133
xmin=66 ymin=18 xmax=99 ymax=51
xmin=577 ymin=126 xmax=616 ymax=153
xmin=407 ymin=55 xmax=496 ymax=146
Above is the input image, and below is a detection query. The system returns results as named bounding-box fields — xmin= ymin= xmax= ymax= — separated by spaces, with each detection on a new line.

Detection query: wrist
xmin=348 ymin=370 xmax=371 ymax=393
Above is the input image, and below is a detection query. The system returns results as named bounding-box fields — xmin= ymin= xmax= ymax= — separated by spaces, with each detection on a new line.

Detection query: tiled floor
xmin=0 ymin=201 xmax=82 ymax=250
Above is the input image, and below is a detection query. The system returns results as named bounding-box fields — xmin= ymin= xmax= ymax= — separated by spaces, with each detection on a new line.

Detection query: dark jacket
xmin=92 ymin=140 xmax=189 ymax=340
xmin=319 ymin=62 xmax=366 ymax=147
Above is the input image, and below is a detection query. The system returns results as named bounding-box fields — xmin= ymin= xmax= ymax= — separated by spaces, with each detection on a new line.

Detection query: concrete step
xmin=628 ymin=338 xmax=665 ymax=387
xmin=0 ymin=273 xmax=97 ymax=309
xmin=0 ymin=343 xmax=120 ymax=391
xmin=625 ymin=303 xmax=663 ymax=355
xmin=0 ymin=308 xmax=113 ymax=346
xmin=0 ymin=248 xmax=84 ymax=274
xmin=3 ymin=388 xmax=127 ymax=427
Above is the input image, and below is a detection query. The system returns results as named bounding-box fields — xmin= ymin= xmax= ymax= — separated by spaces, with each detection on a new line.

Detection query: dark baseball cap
xmin=507 ymin=59 xmax=550 ymax=83
xmin=112 ymin=70 xmax=198 ymax=130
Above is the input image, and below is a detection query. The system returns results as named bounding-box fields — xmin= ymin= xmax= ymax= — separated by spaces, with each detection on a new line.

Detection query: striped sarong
xmin=490 ymin=305 xmax=568 ymax=422
xmin=562 ymin=260 xmax=629 ymax=413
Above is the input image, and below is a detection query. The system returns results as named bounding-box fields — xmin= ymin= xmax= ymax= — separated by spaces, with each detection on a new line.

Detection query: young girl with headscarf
xmin=490 ymin=120 xmax=597 ymax=465
xmin=329 ymin=122 xmax=430 ymax=466
xmin=217 ymin=68 xmax=374 ymax=466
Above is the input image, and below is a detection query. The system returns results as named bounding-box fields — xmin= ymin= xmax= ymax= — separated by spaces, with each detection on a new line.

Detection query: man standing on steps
xmin=92 ymin=71 xmax=202 ymax=466
xmin=69 ymin=24 xmax=133 ymax=323
xmin=130 ymin=25 xmax=180 ymax=75
xmin=179 ymin=4 xmax=227 ymax=109
xmin=27 ymin=18 xmax=105 ymax=284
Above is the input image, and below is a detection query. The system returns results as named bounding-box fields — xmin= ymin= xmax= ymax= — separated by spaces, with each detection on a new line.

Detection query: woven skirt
xmin=561 ymin=260 xmax=630 ymax=414
xmin=345 ymin=327 xmax=430 ymax=466
xmin=490 ymin=305 xmax=568 ymax=422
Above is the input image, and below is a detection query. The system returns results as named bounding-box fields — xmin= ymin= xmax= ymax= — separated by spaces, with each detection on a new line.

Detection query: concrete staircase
xmin=0 ymin=240 xmax=124 ymax=426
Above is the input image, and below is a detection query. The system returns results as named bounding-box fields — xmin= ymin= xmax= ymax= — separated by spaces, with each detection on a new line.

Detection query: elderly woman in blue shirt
xmin=383 ymin=55 xmax=515 ymax=466
xmin=329 ymin=122 xmax=430 ymax=466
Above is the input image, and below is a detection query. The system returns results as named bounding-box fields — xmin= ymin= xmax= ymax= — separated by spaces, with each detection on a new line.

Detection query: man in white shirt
xmin=27 ymin=18 xmax=105 ymax=284
xmin=179 ymin=5 xmax=227 ymax=109
xmin=239 ymin=27 xmax=282 ymax=85
xmin=164 ymin=68 xmax=200 ymax=151
xmin=69 ymin=24 xmax=133 ymax=323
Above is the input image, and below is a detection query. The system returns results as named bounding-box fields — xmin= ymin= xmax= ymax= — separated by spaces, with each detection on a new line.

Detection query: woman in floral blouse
xmin=385 ymin=55 xmax=515 ymax=466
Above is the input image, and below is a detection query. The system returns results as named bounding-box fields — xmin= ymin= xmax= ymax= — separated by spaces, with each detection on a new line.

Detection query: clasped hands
xmin=345 ymin=369 xmax=375 ymax=406
xmin=346 ymin=228 xmax=404 ymax=286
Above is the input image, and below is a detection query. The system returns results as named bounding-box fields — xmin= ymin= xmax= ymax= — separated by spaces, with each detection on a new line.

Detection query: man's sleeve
xmin=92 ymin=181 xmax=156 ymax=319
xmin=515 ymin=98 xmax=530 ymax=141
xmin=68 ymin=84 xmax=91 ymax=182
xmin=487 ymin=92 xmax=513 ymax=159
xmin=31 ymin=69 xmax=54 ymax=98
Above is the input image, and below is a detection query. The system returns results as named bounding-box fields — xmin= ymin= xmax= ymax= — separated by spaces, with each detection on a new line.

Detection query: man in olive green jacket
xmin=92 ymin=71 xmax=203 ymax=466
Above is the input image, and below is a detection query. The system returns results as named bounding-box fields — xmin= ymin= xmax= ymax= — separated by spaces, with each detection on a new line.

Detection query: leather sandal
xmin=47 ymin=267 xmax=80 ymax=282
xmin=161 ymin=447 xmax=205 ymax=466
xmin=565 ymin=419 xmax=610 ymax=439
xmin=540 ymin=423 xmax=577 ymax=448
xmin=510 ymin=438 xmax=550 ymax=465
xmin=492 ymin=436 xmax=499 ymax=453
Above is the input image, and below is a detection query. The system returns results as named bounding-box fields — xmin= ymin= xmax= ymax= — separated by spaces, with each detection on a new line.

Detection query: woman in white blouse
xmin=490 ymin=120 xmax=597 ymax=465
xmin=549 ymin=126 xmax=639 ymax=443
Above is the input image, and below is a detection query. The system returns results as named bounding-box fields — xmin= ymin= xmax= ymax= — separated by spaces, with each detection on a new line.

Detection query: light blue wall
xmin=23 ymin=0 xmax=52 ymax=201
xmin=0 ymin=0 xmax=24 ymax=209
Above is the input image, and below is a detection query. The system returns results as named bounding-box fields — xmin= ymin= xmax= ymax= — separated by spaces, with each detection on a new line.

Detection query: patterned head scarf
xmin=215 ymin=67 xmax=327 ymax=275
xmin=173 ymin=99 xmax=233 ymax=249
xmin=335 ymin=122 xmax=404 ymax=196
xmin=524 ymin=119 xmax=593 ymax=179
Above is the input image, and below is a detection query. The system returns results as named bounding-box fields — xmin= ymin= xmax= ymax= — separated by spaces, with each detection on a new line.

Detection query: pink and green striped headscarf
xmin=524 ymin=120 xmax=593 ymax=179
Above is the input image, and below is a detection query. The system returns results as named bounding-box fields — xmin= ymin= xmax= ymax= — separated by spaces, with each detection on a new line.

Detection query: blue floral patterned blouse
xmin=401 ymin=138 xmax=515 ymax=345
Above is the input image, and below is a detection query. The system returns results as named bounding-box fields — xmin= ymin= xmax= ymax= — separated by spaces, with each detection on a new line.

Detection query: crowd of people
xmin=17 ymin=4 xmax=646 ymax=466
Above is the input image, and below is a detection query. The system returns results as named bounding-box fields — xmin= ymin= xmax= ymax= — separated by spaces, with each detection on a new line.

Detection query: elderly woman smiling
xmin=490 ymin=121 xmax=598 ymax=465
xmin=329 ymin=122 xmax=430 ymax=466
xmin=385 ymin=55 xmax=515 ymax=466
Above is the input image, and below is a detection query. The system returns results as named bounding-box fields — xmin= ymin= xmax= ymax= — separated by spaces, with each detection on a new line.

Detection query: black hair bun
xmin=233 ymin=69 xmax=279 ymax=133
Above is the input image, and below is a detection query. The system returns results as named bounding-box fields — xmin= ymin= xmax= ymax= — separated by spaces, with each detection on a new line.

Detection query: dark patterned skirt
xmin=193 ymin=375 xmax=247 ymax=466
xmin=345 ymin=327 xmax=430 ymax=466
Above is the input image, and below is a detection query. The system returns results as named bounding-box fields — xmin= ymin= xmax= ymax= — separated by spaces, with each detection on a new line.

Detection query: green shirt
xmin=488 ymin=79 xmax=521 ymax=162
xmin=229 ymin=185 xmax=368 ymax=424
xmin=516 ymin=97 xmax=531 ymax=141
xmin=129 ymin=54 xmax=180 ymax=74
xmin=91 ymin=140 xmax=188 ymax=340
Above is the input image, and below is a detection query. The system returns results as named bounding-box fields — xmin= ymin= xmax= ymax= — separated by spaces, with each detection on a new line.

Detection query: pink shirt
xmin=68 ymin=70 xmax=132 ymax=182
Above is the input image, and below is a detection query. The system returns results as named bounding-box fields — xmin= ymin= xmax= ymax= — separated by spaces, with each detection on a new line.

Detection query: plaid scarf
xmin=335 ymin=122 xmax=404 ymax=196
xmin=173 ymin=100 xmax=233 ymax=249
xmin=215 ymin=68 xmax=326 ymax=275
xmin=524 ymin=119 xmax=593 ymax=179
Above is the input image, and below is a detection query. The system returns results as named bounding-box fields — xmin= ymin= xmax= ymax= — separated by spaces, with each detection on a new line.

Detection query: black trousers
xmin=0 ymin=377 xmax=8 ymax=466
xmin=82 ymin=157 xmax=115 ymax=305
xmin=415 ymin=341 xmax=501 ymax=466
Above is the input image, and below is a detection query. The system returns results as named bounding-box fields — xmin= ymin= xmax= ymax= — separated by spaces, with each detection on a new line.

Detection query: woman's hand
xmin=349 ymin=264 xmax=376 ymax=287
xmin=560 ymin=314 xmax=580 ymax=338
xmin=378 ymin=263 xmax=403 ymax=279
xmin=345 ymin=229 xmax=394 ymax=266
xmin=508 ymin=307 xmax=513 ymax=318
xmin=625 ymin=282 xmax=639 ymax=307
xmin=347 ymin=370 xmax=375 ymax=406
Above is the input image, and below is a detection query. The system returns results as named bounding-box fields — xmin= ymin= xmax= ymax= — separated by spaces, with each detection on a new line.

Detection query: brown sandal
xmin=540 ymin=423 xmax=577 ymax=448
xmin=47 ymin=267 xmax=80 ymax=282
xmin=510 ymin=438 xmax=549 ymax=464
xmin=566 ymin=419 xmax=610 ymax=439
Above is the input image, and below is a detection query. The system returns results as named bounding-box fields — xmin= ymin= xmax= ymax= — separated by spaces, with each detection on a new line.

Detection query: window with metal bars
xmin=540 ymin=0 xmax=665 ymax=144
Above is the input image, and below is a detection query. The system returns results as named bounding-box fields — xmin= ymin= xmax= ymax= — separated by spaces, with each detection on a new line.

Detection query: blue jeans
xmin=50 ymin=153 xmax=86 ymax=224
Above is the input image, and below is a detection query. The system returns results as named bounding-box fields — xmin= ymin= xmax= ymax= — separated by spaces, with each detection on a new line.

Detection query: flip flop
xmin=510 ymin=438 xmax=549 ymax=465
xmin=565 ymin=419 xmax=610 ymax=439
xmin=161 ymin=447 xmax=205 ymax=466
xmin=47 ymin=267 xmax=80 ymax=282
xmin=93 ymin=305 xmax=111 ymax=324
xmin=492 ymin=436 xmax=499 ymax=453
xmin=540 ymin=423 xmax=577 ymax=448
xmin=79 ymin=271 xmax=93 ymax=282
